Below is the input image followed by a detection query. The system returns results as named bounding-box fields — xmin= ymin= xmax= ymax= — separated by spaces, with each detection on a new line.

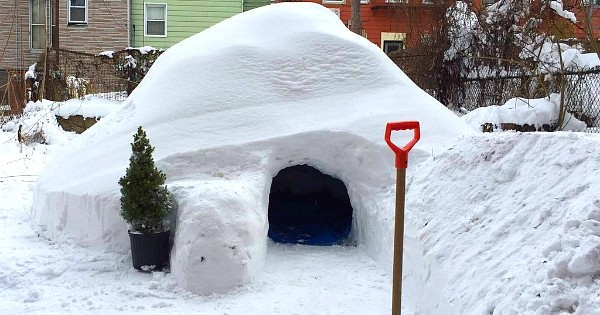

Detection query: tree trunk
xmin=350 ymin=0 xmax=362 ymax=36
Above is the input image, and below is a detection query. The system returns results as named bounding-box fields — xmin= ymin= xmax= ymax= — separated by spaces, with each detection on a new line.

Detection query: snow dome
xmin=32 ymin=3 xmax=470 ymax=294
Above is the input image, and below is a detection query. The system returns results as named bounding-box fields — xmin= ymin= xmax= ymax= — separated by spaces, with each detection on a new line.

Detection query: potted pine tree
xmin=119 ymin=126 xmax=172 ymax=271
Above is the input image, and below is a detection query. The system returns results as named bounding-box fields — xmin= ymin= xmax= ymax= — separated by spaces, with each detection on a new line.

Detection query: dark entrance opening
xmin=268 ymin=165 xmax=353 ymax=246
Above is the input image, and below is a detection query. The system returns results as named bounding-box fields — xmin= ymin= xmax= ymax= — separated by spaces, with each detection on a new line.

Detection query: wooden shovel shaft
xmin=392 ymin=168 xmax=406 ymax=315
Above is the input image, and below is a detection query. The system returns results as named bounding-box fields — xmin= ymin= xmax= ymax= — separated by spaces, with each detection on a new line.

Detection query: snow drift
xmin=406 ymin=132 xmax=600 ymax=314
xmin=32 ymin=3 xmax=470 ymax=295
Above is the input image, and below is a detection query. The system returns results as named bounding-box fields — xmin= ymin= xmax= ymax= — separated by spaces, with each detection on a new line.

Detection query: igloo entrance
xmin=268 ymin=165 xmax=353 ymax=246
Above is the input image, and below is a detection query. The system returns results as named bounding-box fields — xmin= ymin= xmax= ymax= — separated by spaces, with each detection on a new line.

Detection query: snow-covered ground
xmin=3 ymin=92 xmax=600 ymax=314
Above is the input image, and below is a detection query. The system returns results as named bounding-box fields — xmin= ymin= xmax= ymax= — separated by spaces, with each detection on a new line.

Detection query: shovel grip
xmin=385 ymin=121 xmax=421 ymax=169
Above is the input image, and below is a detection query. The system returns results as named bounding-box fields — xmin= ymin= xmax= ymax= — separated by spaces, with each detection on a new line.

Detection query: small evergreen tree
xmin=119 ymin=126 xmax=171 ymax=234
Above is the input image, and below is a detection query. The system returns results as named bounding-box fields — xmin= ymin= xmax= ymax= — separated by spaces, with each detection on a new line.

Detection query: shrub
xmin=118 ymin=126 xmax=171 ymax=234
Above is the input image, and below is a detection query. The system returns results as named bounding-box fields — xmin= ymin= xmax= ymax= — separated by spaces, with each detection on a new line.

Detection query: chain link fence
xmin=426 ymin=68 xmax=600 ymax=133
xmin=29 ymin=48 xmax=162 ymax=105
xmin=32 ymin=49 xmax=128 ymax=102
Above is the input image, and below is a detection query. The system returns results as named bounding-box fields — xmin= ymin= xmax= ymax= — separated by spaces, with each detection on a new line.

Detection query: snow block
xmin=171 ymin=181 xmax=267 ymax=294
xmin=32 ymin=3 xmax=470 ymax=295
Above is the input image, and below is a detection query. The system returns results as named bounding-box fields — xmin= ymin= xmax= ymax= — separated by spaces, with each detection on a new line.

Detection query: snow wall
xmin=406 ymin=132 xmax=600 ymax=314
xmin=31 ymin=3 xmax=470 ymax=297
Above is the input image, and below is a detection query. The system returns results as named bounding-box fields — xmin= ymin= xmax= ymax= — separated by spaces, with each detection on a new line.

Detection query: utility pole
xmin=350 ymin=0 xmax=362 ymax=36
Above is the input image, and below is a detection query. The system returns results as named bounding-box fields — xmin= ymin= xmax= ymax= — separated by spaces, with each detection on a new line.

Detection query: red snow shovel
xmin=384 ymin=121 xmax=420 ymax=315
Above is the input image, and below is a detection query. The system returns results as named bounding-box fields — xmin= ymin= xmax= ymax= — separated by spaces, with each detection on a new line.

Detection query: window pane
xmin=31 ymin=25 xmax=45 ymax=49
xmin=51 ymin=0 xmax=56 ymax=26
xmin=70 ymin=0 xmax=85 ymax=7
xmin=383 ymin=41 xmax=403 ymax=54
xmin=31 ymin=0 xmax=44 ymax=24
xmin=147 ymin=21 xmax=165 ymax=35
xmin=70 ymin=7 xmax=85 ymax=22
xmin=147 ymin=6 xmax=165 ymax=20
xmin=51 ymin=25 xmax=57 ymax=48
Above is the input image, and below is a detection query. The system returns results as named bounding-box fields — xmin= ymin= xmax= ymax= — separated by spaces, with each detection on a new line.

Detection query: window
xmin=30 ymin=0 xmax=45 ymax=50
xmin=68 ymin=0 xmax=87 ymax=24
xmin=381 ymin=32 xmax=405 ymax=54
xmin=51 ymin=0 xmax=57 ymax=47
xmin=383 ymin=40 xmax=403 ymax=54
xmin=385 ymin=0 xmax=408 ymax=3
xmin=145 ymin=3 xmax=167 ymax=37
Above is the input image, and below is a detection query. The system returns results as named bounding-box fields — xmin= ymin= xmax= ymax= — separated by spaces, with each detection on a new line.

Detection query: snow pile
xmin=462 ymin=94 xmax=587 ymax=132
xmin=51 ymin=96 xmax=121 ymax=119
xmin=406 ymin=132 xmax=600 ymax=314
xmin=24 ymin=63 xmax=37 ymax=80
xmin=32 ymin=2 xmax=470 ymax=295
xmin=1 ymin=99 xmax=120 ymax=145
xmin=98 ymin=50 xmax=114 ymax=58
xmin=99 ymin=46 xmax=159 ymax=58
xmin=1 ymin=101 xmax=73 ymax=145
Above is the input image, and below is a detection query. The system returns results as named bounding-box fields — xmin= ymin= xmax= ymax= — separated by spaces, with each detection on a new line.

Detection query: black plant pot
xmin=128 ymin=230 xmax=171 ymax=271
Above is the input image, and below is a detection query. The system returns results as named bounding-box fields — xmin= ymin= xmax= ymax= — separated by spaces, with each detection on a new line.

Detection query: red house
xmin=296 ymin=0 xmax=447 ymax=53
xmin=290 ymin=0 xmax=600 ymax=55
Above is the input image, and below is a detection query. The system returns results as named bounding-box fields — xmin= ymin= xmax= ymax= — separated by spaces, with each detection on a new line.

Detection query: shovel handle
xmin=385 ymin=121 xmax=421 ymax=169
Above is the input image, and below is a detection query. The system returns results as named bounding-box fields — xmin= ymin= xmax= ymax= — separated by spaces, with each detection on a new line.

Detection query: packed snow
xmin=30 ymin=2 xmax=469 ymax=296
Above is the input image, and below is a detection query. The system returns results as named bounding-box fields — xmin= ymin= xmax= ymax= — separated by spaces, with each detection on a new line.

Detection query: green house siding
xmin=243 ymin=0 xmax=270 ymax=12
xmin=131 ymin=0 xmax=245 ymax=49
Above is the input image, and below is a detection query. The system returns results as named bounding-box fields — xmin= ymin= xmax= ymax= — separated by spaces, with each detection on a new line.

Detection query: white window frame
xmin=322 ymin=0 xmax=368 ymax=4
xmin=144 ymin=3 xmax=167 ymax=37
xmin=67 ymin=0 xmax=88 ymax=24
xmin=385 ymin=0 xmax=409 ymax=3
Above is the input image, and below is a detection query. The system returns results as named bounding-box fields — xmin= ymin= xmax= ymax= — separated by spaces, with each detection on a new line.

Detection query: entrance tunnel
xmin=267 ymin=165 xmax=353 ymax=246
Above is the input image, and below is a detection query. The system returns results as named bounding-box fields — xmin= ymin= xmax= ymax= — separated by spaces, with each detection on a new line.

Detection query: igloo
xmin=32 ymin=3 xmax=470 ymax=295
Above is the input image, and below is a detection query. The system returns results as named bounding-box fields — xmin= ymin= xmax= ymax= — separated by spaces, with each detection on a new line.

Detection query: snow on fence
xmin=26 ymin=48 xmax=163 ymax=107
xmin=443 ymin=70 xmax=600 ymax=133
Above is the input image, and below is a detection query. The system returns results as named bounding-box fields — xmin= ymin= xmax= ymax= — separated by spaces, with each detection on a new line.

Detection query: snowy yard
xmin=3 ymin=3 xmax=600 ymax=314
xmin=3 ymin=97 xmax=600 ymax=314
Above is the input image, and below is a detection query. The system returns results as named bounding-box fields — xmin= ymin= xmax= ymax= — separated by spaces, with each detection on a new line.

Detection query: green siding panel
xmin=131 ymin=0 xmax=243 ymax=49
xmin=243 ymin=0 xmax=270 ymax=12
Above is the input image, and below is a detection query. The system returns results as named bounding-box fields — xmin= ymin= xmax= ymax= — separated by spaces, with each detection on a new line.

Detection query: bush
xmin=119 ymin=126 xmax=171 ymax=234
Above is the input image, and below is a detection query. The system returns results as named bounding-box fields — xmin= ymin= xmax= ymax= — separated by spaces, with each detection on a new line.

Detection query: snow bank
xmin=51 ymin=96 xmax=121 ymax=119
xmin=462 ymin=94 xmax=587 ymax=132
xmin=2 ymin=101 xmax=75 ymax=145
xmin=32 ymin=2 xmax=470 ymax=295
xmin=406 ymin=132 xmax=600 ymax=314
